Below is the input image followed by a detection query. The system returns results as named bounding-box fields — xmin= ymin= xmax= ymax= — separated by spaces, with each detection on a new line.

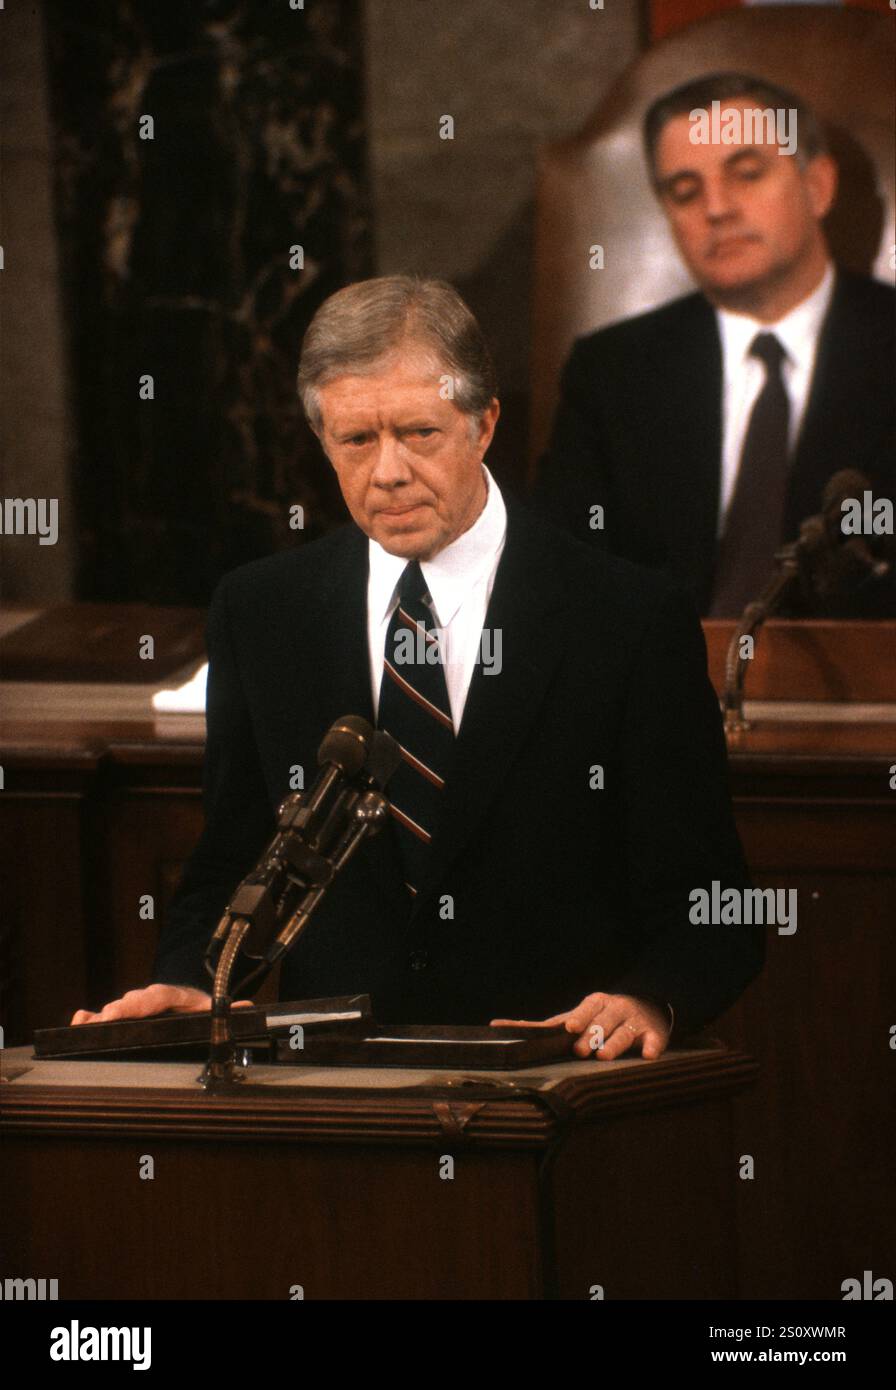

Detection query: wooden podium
xmin=1 ymin=1041 xmax=757 ymax=1301
xmin=1 ymin=618 xmax=893 ymax=1299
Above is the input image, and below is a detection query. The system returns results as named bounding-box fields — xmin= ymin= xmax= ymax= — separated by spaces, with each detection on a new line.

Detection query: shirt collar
xmin=367 ymin=464 xmax=507 ymax=627
xmin=716 ymin=260 xmax=835 ymax=374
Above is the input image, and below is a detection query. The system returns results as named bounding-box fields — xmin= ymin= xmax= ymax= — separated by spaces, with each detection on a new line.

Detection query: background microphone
xmin=789 ymin=470 xmax=868 ymax=560
xmin=806 ymin=469 xmax=893 ymax=599
xmin=822 ymin=469 xmax=871 ymax=531
xmin=722 ymin=469 xmax=893 ymax=732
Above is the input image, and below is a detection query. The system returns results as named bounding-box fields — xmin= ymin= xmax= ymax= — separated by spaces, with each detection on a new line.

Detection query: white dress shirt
xmin=715 ymin=262 xmax=835 ymax=535
xmin=367 ymin=463 xmax=507 ymax=730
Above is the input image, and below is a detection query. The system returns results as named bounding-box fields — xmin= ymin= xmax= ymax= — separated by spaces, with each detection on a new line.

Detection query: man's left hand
xmin=490 ymin=992 xmax=672 ymax=1060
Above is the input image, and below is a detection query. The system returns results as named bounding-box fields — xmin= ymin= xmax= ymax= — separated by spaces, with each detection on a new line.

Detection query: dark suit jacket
xmin=534 ymin=269 xmax=895 ymax=616
xmin=153 ymin=499 xmax=763 ymax=1042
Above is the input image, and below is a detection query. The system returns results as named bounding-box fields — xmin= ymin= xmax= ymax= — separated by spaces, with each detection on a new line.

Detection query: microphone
xmin=267 ymin=731 xmax=400 ymax=959
xmin=307 ymin=713 xmax=373 ymax=808
xmin=208 ymin=721 xmax=402 ymax=967
xmin=283 ymin=713 xmax=374 ymax=843
xmin=213 ymin=716 xmax=374 ymax=960
xmin=203 ymin=718 xmax=401 ymax=1086
xmin=283 ymin=727 xmax=401 ymax=867
xmin=323 ymin=730 xmax=400 ymax=873
xmin=364 ymin=729 xmax=402 ymax=789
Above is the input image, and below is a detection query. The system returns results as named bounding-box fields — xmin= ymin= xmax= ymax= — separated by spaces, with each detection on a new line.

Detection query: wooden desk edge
xmin=1 ymin=1043 xmax=759 ymax=1148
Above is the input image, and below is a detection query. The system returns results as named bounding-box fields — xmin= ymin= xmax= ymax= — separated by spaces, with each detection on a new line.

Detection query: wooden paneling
xmin=714 ymin=868 xmax=896 ymax=1300
xmin=94 ymin=788 xmax=204 ymax=1009
xmin=0 ymin=760 xmax=98 ymax=1045
xmin=550 ymin=1099 xmax=738 ymax=1299
xmin=3 ymin=1135 xmax=542 ymax=1299
xmin=1 ymin=1042 xmax=754 ymax=1300
xmin=703 ymin=620 xmax=896 ymax=703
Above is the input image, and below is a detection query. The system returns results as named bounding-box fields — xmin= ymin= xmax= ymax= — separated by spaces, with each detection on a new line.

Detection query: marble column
xmin=44 ymin=0 xmax=371 ymax=603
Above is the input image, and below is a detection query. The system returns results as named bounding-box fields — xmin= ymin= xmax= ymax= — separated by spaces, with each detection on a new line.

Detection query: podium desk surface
xmin=1 ymin=1041 xmax=757 ymax=1149
xmin=2 ymin=1041 xmax=757 ymax=1300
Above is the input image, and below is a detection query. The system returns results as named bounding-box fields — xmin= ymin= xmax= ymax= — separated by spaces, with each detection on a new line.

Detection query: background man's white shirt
xmin=716 ymin=261 xmax=835 ymax=536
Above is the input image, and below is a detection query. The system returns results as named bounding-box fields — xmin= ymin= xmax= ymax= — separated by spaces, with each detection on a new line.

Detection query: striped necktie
xmin=377 ymin=560 xmax=455 ymax=898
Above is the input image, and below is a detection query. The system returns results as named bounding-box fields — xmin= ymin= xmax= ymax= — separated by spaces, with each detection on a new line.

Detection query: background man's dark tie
xmin=377 ymin=561 xmax=455 ymax=897
xmin=710 ymin=332 xmax=790 ymax=617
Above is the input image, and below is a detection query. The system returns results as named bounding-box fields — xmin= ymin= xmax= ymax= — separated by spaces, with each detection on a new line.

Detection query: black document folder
xmin=33 ymin=997 xmax=574 ymax=1069
xmin=32 ymin=996 xmax=372 ymax=1060
xmin=283 ymin=1022 xmax=573 ymax=1069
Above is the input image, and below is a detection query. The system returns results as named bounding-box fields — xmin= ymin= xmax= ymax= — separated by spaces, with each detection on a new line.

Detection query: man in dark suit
xmin=72 ymin=277 xmax=762 ymax=1060
xmin=535 ymin=72 xmax=895 ymax=617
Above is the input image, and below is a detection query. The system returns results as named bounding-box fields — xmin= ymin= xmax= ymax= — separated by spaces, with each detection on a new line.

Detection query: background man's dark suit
xmin=535 ymin=270 xmax=895 ymax=616
xmin=154 ymin=498 xmax=763 ymax=1042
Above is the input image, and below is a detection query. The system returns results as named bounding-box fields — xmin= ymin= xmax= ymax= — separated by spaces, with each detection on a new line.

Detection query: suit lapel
xmin=295 ymin=525 xmax=373 ymax=726
xmin=657 ymin=296 xmax=722 ymax=611
xmin=305 ymin=526 xmax=408 ymax=911
xmin=786 ymin=272 xmax=873 ymax=531
xmin=410 ymin=499 xmax=569 ymax=918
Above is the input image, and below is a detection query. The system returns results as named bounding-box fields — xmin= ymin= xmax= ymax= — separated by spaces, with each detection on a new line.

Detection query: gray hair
xmin=643 ymin=71 xmax=828 ymax=184
xmin=297 ymin=275 xmax=497 ymax=434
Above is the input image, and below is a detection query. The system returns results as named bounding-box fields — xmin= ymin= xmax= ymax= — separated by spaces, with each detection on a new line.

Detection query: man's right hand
xmin=70 ymin=984 xmax=219 ymax=1025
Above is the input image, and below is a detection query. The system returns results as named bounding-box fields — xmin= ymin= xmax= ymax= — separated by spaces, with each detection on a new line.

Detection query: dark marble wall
xmin=0 ymin=0 xmax=75 ymax=601
xmin=45 ymin=0 xmax=371 ymax=604
xmin=363 ymin=0 xmax=641 ymax=493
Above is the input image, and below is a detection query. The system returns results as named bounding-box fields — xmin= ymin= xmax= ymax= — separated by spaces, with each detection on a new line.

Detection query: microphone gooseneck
xmin=201 ymin=716 xmax=399 ymax=1090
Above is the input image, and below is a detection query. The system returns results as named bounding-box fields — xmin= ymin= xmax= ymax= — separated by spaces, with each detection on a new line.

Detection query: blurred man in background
xmin=536 ymin=72 xmax=895 ymax=617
